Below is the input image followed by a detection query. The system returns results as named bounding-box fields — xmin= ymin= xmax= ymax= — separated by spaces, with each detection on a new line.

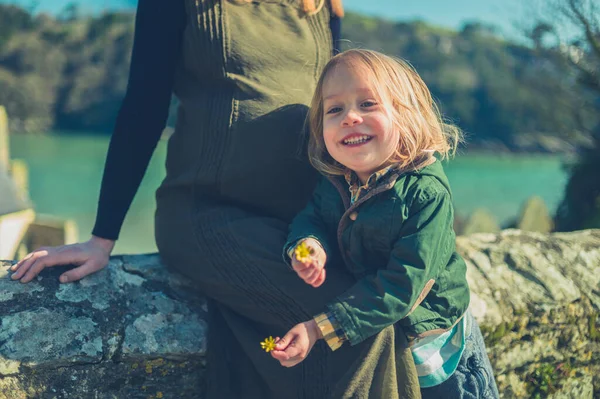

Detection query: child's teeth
xmin=344 ymin=135 xmax=370 ymax=145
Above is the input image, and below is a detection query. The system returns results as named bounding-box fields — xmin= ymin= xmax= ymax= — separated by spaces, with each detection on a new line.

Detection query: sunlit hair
xmin=228 ymin=0 xmax=344 ymax=17
xmin=308 ymin=49 xmax=463 ymax=176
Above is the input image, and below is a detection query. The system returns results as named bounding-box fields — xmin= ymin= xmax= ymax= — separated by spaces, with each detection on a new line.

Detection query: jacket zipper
xmin=326 ymin=174 xmax=399 ymax=268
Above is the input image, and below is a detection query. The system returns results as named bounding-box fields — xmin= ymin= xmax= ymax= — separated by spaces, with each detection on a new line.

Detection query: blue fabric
xmin=421 ymin=311 xmax=500 ymax=399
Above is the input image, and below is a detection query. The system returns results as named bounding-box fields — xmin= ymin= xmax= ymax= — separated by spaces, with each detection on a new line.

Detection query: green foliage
xmin=528 ymin=1 xmax=600 ymax=231
xmin=0 ymin=5 xmax=35 ymax=52
xmin=481 ymin=320 xmax=516 ymax=347
xmin=525 ymin=363 xmax=573 ymax=398
xmin=0 ymin=5 xmax=134 ymax=132
xmin=0 ymin=4 xmax=596 ymax=149
xmin=589 ymin=312 xmax=600 ymax=342
xmin=57 ymin=2 xmax=81 ymax=22
xmin=555 ymin=130 xmax=600 ymax=230
xmin=341 ymin=13 xmax=596 ymax=151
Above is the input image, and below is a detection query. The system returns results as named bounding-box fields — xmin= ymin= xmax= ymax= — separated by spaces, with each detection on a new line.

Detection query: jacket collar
xmin=343 ymin=164 xmax=402 ymax=204
xmin=330 ymin=156 xmax=437 ymax=210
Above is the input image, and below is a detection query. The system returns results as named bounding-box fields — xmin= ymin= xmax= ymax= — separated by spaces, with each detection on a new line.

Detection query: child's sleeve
xmin=283 ymin=176 xmax=337 ymax=266
xmin=326 ymin=188 xmax=456 ymax=346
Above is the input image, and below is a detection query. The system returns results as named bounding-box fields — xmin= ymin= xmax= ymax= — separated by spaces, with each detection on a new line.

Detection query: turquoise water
xmin=9 ymin=133 xmax=568 ymax=254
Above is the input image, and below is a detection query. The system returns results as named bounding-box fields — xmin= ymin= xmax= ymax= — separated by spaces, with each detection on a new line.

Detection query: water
xmin=9 ymin=133 xmax=568 ymax=254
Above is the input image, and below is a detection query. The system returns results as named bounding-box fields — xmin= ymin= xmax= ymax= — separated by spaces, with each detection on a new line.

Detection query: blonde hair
xmin=308 ymin=49 xmax=462 ymax=176
xmin=228 ymin=0 xmax=344 ymax=17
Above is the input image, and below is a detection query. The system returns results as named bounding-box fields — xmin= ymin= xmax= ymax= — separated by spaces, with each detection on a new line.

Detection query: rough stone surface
xmin=1 ymin=229 xmax=599 ymax=398
xmin=461 ymin=229 xmax=600 ymax=399
xmin=1 ymin=256 xmax=207 ymax=399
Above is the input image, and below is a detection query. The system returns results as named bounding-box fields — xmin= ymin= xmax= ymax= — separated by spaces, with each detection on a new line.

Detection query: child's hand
xmin=290 ymin=238 xmax=327 ymax=287
xmin=271 ymin=320 xmax=322 ymax=367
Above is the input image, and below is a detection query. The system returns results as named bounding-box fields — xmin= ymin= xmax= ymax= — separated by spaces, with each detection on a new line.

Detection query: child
xmin=271 ymin=49 xmax=499 ymax=398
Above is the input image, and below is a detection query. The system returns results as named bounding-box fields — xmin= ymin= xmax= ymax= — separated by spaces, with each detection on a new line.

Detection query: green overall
xmin=154 ymin=1 xmax=421 ymax=397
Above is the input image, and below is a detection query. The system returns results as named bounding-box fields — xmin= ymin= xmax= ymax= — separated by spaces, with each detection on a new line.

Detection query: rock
xmin=517 ymin=196 xmax=554 ymax=233
xmin=1 ymin=229 xmax=600 ymax=398
xmin=551 ymin=375 xmax=594 ymax=399
xmin=0 ymin=256 xmax=207 ymax=399
xmin=461 ymin=229 xmax=600 ymax=398
xmin=462 ymin=208 xmax=501 ymax=235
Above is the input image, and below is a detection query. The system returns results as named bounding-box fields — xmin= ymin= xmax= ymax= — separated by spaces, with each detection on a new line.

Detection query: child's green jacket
xmin=285 ymin=160 xmax=470 ymax=346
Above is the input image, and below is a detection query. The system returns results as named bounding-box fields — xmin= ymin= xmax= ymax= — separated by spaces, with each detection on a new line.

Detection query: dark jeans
xmin=421 ymin=311 xmax=500 ymax=399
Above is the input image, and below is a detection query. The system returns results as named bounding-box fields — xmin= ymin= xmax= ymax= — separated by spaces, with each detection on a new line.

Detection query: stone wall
xmin=460 ymin=229 xmax=599 ymax=398
xmin=1 ymin=229 xmax=599 ymax=398
xmin=0 ymin=255 xmax=207 ymax=399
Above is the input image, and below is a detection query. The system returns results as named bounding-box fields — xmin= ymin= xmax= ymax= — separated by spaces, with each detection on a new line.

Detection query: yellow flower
xmin=260 ymin=336 xmax=276 ymax=353
xmin=294 ymin=241 xmax=314 ymax=264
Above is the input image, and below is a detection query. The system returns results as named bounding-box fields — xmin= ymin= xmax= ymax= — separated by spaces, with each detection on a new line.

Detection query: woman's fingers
xmin=11 ymin=245 xmax=96 ymax=283
xmin=59 ymin=260 xmax=105 ymax=284
xmin=11 ymin=250 xmax=38 ymax=271
xmin=16 ymin=247 xmax=83 ymax=283
xmin=59 ymin=258 xmax=109 ymax=284
xmin=10 ymin=249 xmax=50 ymax=281
xmin=10 ymin=238 xmax=112 ymax=284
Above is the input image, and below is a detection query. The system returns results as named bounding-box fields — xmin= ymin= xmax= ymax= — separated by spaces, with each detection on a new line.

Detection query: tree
xmin=58 ymin=2 xmax=81 ymax=22
xmin=0 ymin=5 xmax=34 ymax=50
xmin=528 ymin=0 xmax=600 ymax=230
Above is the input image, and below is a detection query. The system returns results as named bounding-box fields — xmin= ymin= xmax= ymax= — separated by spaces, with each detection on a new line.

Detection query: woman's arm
xmin=93 ymin=0 xmax=186 ymax=240
xmin=11 ymin=0 xmax=186 ymax=284
xmin=330 ymin=14 xmax=342 ymax=54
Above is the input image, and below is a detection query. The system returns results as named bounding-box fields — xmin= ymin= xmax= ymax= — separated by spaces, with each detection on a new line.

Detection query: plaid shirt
xmin=314 ymin=164 xmax=400 ymax=351
xmin=344 ymin=164 xmax=400 ymax=204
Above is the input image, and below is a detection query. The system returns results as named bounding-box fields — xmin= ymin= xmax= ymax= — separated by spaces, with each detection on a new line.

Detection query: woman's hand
xmin=270 ymin=320 xmax=323 ymax=367
xmin=10 ymin=236 xmax=115 ymax=284
xmin=290 ymin=238 xmax=327 ymax=287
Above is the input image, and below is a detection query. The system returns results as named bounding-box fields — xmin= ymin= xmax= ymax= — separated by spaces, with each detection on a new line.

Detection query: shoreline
xmin=9 ymin=129 xmax=582 ymax=158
